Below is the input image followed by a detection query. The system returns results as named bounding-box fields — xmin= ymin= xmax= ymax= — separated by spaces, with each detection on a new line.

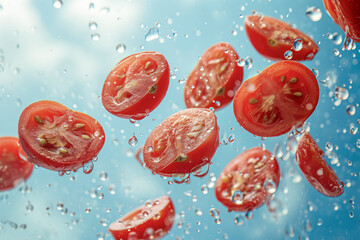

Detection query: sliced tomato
xmin=215 ymin=147 xmax=280 ymax=212
xmin=245 ymin=14 xmax=319 ymax=61
xmin=143 ymin=108 xmax=219 ymax=177
xmin=108 ymin=195 xmax=175 ymax=240
xmin=18 ymin=100 xmax=105 ymax=172
xmin=296 ymin=132 xmax=344 ymax=197
xmin=184 ymin=42 xmax=243 ymax=110
xmin=233 ymin=61 xmax=319 ymax=137
xmin=0 ymin=137 xmax=33 ymax=191
xmin=102 ymin=51 xmax=170 ymax=120
xmin=323 ymin=0 xmax=360 ymax=42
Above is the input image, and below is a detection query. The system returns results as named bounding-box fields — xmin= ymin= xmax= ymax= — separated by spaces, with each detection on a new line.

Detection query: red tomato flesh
xmin=18 ymin=100 xmax=105 ymax=172
xmin=0 ymin=137 xmax=33 ymax=191
xmin=108 ymin=195 xmax=175 ymax=240
xmin=296 ymin=132 xmax=344 ymax=197
xmin=323 ymin=0 xmax=360 ymax=42
xmin=245 ymin=14 xmax=319 ymax=61
xmin=233 ymin=61 xmax=319 ymax=137
xmin=102 ymin=51 xmax=170 ymax=120
xmin=184 ymin=42 xmax=243 ymax=110
xmin=215 ymin=147 xmax=280 ymax=212
xmin=143 ymin=108 xmax=219 ymax=177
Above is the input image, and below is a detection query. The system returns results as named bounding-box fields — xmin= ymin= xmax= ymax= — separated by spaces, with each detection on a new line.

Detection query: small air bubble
xmin=209 ymin=208 xmax=220 ymax=219
xmin=293 ymin=38 xmax=303 ymax=51
xmin=53 ymin=0 xmax=63 ymax=9
xmin=116 ymin=43 xmax=126 ymax=53
xmin=83 ymin=161 xmax=94 ymax=174
xmin=347 ymin=105 xmax=356 ymax=116
xmin=91 ymin=33 xmax=100 ymax=41
xmin=284 ymin=50 xmax=293 ymax=60
xmin=145 ymin=27 xmax=160 ymax=41
xmin=234 ymin=215 xmax=245 ymax=225
xmin=306 ymin=7 xmax=322 ymax=22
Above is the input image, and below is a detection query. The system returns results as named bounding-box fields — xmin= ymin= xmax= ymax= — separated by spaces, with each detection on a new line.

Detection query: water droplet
xmin=293 ymin=38 xmax=303 ymax=51
xmin=349 ymin=210 xmax=355 ymax=218
xmin=195 ymin=209 xmax=203 ymax=216
xmin=85 ymin=208 xmax=91 ymax=213
xmin=57 ymin=203 xmax=64 ymax=211
xmin=209 ymin=208 xmax=220 ymax=219
xmin=91 ymin=33 xmax=100 ymax=41
xmin=234 ymin=215 xmax=245 ymax=225
xmin=116 ymin=43 xmax=126 ymax=53
xmin=245 ymin=57 xmax=253 ymax=69
xmin=334 ymin=86 xmax=349 ymax=100
xmin=145 ymin=27 xmax=160 ymax=41
xmin=109 ymin=184 xmax=116 ymax=194
xmin=53 ymin=0 xmax=63 ymax=9
xmin=344 ymin=37 xmax=354 ymax=50
xmin=19 ymin=224 xmax=27 ymax=230
xmin=333 ymin=49 xmax=340 ymax=56
xmin=306 ymin=6 xmax=322 ymax=21
xmin=99 ymin=171 xmax=108 ymax=181
xmin=285 ymin=224 xmax=295 ymax=237
xmin=264 ymin=179 xmax=277 ymax=194
xmin=83 ymin=161 xmax=94 ymax=174
xmin=89 ymin=21 xmax=98 ymax=30
xmin=237 ymin=59 xmax=245 ymax=67
xmin=332 ymin=33 xmax=343 ymax=45
xmin=201 ymin=184 xmax=209 ymax=194
xmin=128 ymin=135 xmax=138 ymax=146
xmin=231 ymin=190 xmax=243 ymax=204
xmin=26 ymin=201 xmax=34 ymax=212
xmin=228 ymin=134 xmax=235 ymax=143
xmin=215 ymin=218 xmax=221 ymax=224
xmin=284 ymin=50 xmax=293 ymax=60
xmin=347 ymin=105 xmax=356 ymax=116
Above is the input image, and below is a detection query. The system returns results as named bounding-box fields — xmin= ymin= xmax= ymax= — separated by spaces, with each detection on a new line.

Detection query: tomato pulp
xmin=215 ymin=147 xmax=280 ymax=212
xmin=184 ymin=42 xmax=243 ymax=110
xmin=323 ymin=0 xmax=360 ymax=42
xmin=18 ymin=100 xmax=105 ymax=172
xmin=0 ymin=137 xmax=33 ymax=191
xmin=233 ymin=61 xmax=319 ymax=137
xmin=296 ymin=132 xmax=344 ymax=197
xmin=143 ymin=108 xmax=219 ymax=178
xmin=108 ymin=195 xmax=175 ymax=240
xmin=245 ymin=14 xmax=319 ymax=61
xmin=102 ymin=51 xmax=170 ymax=120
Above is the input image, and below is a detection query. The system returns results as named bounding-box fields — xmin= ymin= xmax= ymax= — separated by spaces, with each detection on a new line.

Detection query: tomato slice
xmin=245 ymin=14 xmax=319 ymax=61
xmin=215 ymin=147 xmax=280 ymax=212
xmin=184 ymin=42 xmax=243 ymax=110
xmin=323 ymin=0 xmax=360 ymax=42
xmin=0 ymin=137 xmax=33 ymax=191
xmin=102 ymin=51 xmax=170 ymax=120
xmin=143 ymin=108 xmax=219 ymax=177
xmin=18 ymin=100 xmax=105 ymax=172
xmin=296 ymin=132 xmax=344 ymax=197
xmin=108 ymin=195 xmax=175 ymax=240
xmin=233 ymin=61 xmax=319 ymax=137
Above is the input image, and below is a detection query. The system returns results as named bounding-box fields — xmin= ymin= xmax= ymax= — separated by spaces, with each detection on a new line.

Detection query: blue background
xmin=0 ymin=0 xmax=359 ymax=239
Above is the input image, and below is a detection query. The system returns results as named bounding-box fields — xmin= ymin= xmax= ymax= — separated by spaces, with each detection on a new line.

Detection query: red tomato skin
xmin=18 ymin=100 xmax=105 ymax=172
xmin=143 ymin=108 xmax=219 ymax=176
xmin=296 ymin=133 xmax=344 ymax=197
xmin=233 ymin=61 xmax=319 ymax=137
xmin=108 ymin=196 xmax=175 ymax=240
xmin=245 ymin=15 xmax=319 ymax=61
xmin=102 ymin=52 xmax=170 ymax=120
xmin=323 ymin=0 xmax=360 ymax=42
xmin=215 ymin=147 xmax=280 ymax=212
xmin=184 ymin=42 xmax=244 ymax=110
xmin=0 ymin=137 xmax=33 ymax=191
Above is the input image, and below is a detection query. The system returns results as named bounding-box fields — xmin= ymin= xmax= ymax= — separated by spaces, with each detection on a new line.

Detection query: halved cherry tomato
xmin=0 ymin=137 xmax=33 ymax=191
xmin=18 ymin=100 xmax=105 ymax=172
xmin=323 ymin=0 xmax=360 ymax=42
xmin=245 ymin=14 xmax=319 ymax=61
xmin=233 ymin=61 xmax=319 ymax=137
xmin=102 ymin=51 xmax=170 ymax=120
xmin=143 ymin=108 xmax=219 ymax=178
xmin=108 ymin=195 xmax=175 ymax=240
xmin=215 ymin=147 xmax=280 ymax=212
xmin=296 ymin=132 xmax=344 ymax=197
xmin=184 ymin=42 xmax=243 ymax=110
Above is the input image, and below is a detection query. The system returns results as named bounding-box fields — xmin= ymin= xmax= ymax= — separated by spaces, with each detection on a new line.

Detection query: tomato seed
xmin=174 ymin=155 xmax=188 ymax=162
xmin=289 ymin=77 xmax=298 ymax=84
xmin=268 ymin=39 xmax=277 ymax=46
xmin=34 ymin=115 xmax=43 ymax=124
xmin=145 ymin=61 xmax=151 ymax=70
xmin=81 ymin=135 xmax=91 ymax=139
xmin=59 ymin=148 xmax=68 ymax=154
xmin=38 ymin=138 xmax=47 ymax=146
xmin=280 ymin=76 xmax=286 ymax=83
xmin=248 ymin=98 xmax=258 ymax=104
xmin=216 ymin=87 xmax=225 ymax=96
xmin=149 ymin=84 xmax=157 ymax=94
xmin=74 ymin=123 xmax=85 ymax=129
xmin=293 ymin=91 xmax=303 ymax=97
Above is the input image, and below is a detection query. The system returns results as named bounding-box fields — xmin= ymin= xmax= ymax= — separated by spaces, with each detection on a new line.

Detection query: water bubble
xmin=91 ymin=33 xmax=100 ymax=41
xmin=89 ymin=21 xmax=98 ymax=30
xmin=99 ymin=171 xmax=108 ymax=181
xmin=245 ymin=57 xmax=253 ymax=69
xmin=201 ymin=184 xmax=209 ymax=194
xmin=332 ymin=33 xmax=343 ymax=45
xmin=26 ymin=201 xmax=34 ymax=212
xmin=109 ymin=184 xmax=116 ymax=194
xmin=284 ymin=50 xmax=293 ymax=60
xmin=231 ymin=190 xmax=243 ymax=204
xmin=237 ymin=59 xmax=245 ymax=67
xmin=293 ymin=38 xmax=303 ymax=51
xmin=215 ymin=218 xmax=221 ymax=224
xmin=234 ymin=215 xmax=245 ymax=226
xmin=306 ymin=7 xmax=322 ymax=22
xmin=20 ymin=224 xmax=27 ymax=230
xmin=195 ymin=209 xmax=203 ymax=216
xmin=334 ymin=86 xmax=349 ymax=100
xmin=83 ymin=161 xmax=94 ymax=174
xmin=128 ymin=135 xmax=138 ymax=146
xmin=85 ymin=208 xmax=91 ymax=213
xmin=264 ymin=179 xmax=277 ymax=194
xmin=209 ymin=208 xmax=220 ymax=219
xmin=344 ymin=37 xmax=354 ymax=50
xmin=53 ymin=0 xmax=63 ymax=9
xmin=116 ymin=43 xmax=126 ymax=53
xmin=333 ymin=49 xmax=340 ymax=56
xmin=245 ymin=211 xmax=253 ymax=220
xmin=145 ymin=27 xmax=160 ymax=41
xmin=285 ymin=224 xmax=295 ymax=237
xmin=350 ymin=124 xmax=358 ymax=135
xmin=57 ymin=203 xmax=64 ymax=211
xmin=349 ymin=210 xmax=355 ymax=218
xmin=228 ymin=134 xmax=235 ymax=143
xmin=312 ymin=68 xmax=319 ymax=77
xmin=347 ymin=105 xmax=356 ymax=116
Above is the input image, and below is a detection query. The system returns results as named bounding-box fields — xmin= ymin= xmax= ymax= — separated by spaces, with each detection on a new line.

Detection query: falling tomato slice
xmin=245 ymin=14 xmax=319 ymax=61
xmin=296 ymin=132 xmax=344 ymax=197
xmin=215 ymin=147 xmax=280 ymax=212
xmin=143 ymin=108 xmax=219 ymax=178
xmin=184 ymin=42 xmax=244 ymax=110
xmin=0 ymin=137 xmax=34 ymax=191
xmin=233 ymin=61 xmax=319 ymax=137
xmin=102 ymin=51 xmax=170 ymax=120
xmin=108 ymin=195 xmax=175 ymax=240
xmin=18 ymin=100 xmax=105 ymax=172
